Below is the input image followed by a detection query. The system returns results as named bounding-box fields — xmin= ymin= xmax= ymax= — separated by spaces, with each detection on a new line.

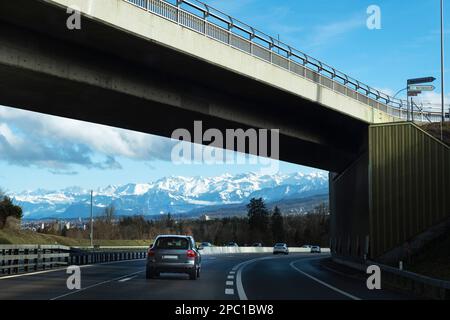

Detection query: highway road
xmin=0 ymin=253 xmax=416 ymax=300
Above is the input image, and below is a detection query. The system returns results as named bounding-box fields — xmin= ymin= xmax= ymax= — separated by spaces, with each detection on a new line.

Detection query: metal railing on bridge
xmin=124 ymin=0 xmax=447 ymax=123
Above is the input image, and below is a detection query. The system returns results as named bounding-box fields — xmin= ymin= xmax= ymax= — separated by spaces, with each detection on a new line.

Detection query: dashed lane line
xmin=225 ymin=288 xmax=234 ymax=295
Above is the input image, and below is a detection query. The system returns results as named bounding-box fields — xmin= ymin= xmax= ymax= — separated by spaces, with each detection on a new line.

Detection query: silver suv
xmin=146 ymin=235 xmax=202 ymax=280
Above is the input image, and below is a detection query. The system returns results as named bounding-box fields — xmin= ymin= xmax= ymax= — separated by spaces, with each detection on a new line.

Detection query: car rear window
xmin=155 ymin=237 xmax=189 ymax=250
xmin=275 ymin=243 xmax=285 ymax=247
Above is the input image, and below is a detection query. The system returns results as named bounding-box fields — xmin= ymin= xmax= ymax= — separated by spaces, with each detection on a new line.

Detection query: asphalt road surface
xmin=0 ymin=253 xmax=416 ymax=300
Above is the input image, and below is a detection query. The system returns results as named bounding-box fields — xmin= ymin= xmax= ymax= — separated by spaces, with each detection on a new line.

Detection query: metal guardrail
xmin=333 ymin=257 xmax=450 ymax=299
xmin=0 ymin=245 xmax=147 ymax=276
xmin=0 ymin=245 xmax=70 ymax=275
xmin=201 ymin=247 xmax=330 ymax=254
xmin=124 ymin=0 xmax=446 ymax=122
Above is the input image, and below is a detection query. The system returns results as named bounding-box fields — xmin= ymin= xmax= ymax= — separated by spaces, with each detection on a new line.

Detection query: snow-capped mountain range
xmin=12 ymin=172 xmax=328 ymax=219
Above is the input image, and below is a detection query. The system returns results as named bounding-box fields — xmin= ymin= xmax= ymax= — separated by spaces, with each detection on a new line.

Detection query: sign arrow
xmin=407 ymin=77 xmax=436 ymax=85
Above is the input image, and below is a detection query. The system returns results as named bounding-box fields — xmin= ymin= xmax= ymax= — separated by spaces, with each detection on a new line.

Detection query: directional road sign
xmin=407 ymin=77 xmax=436 ymax=85
xmin=408 ymin=85 xmax=435 ymax=92
xmin=407 ymin=91 xmax=421 ymax=97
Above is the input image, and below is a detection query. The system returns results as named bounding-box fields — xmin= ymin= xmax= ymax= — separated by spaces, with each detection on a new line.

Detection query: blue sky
xmin=0 ymin=0 xmax=448 ymax=193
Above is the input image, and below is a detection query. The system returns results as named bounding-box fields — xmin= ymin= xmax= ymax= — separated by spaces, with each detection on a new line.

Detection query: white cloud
xmin=305 ymin=16 xmax=364 ymax=49
xmin=0 ymin=105 xmax=175 ymax=172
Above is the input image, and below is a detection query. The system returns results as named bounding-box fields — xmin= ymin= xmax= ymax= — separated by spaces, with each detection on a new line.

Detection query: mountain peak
xmin=13 ymin=171 xmax=328 ymax=219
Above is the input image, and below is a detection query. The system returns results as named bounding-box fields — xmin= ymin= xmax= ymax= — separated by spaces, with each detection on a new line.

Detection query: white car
xmin=310 ymin=246 xmax=321 ymax=253
xmin=273 ymin=243 xmax=289 ymax=255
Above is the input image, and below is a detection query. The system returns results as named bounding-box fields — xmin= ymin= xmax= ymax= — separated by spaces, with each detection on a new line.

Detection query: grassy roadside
xmin=0 ymin=228 xmax=150 ymax=247
xmin=420 ymin=122 xmax=450 ymax=146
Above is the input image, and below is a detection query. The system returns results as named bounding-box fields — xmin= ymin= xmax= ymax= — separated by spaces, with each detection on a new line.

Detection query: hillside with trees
xmin=45 ymin=198 xmax=330 ymax=247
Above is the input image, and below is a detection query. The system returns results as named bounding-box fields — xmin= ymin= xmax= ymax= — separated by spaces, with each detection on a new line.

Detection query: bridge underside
xmin=0 ymin=0 xmax=368 ymax=173
xmin=5 ymin=1 xmax=446 ymax=264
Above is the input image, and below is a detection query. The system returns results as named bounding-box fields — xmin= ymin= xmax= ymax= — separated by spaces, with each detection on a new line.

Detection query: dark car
xmin=310 ymin=246 xmax=321 ymax=253
xmin=200 ymin=242 xmax=212 ymax=247
xmin=146 ymin=235 xmax=202 ymax=280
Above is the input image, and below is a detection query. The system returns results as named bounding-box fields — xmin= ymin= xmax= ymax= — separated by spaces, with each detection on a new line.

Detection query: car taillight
xmin=148 ymin=248 xmax=155 ymax=257
xmin=187 ymin=250 xmax=196 ymax=259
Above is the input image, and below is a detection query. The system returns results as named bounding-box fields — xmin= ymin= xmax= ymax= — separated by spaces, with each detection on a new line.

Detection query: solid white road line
xmin=225 ymin=288 xmax=234 ymax=295
xmin=118 ymin=275 xmax=138 ymax=282
xmin=0 ymin=258 xmax=146 ymax=280
xmin=50 ymin=270 xmax=144 ymax=300
xmin=0 ymin=267 xmax=68 ymax=280
xmin=289 ymin=260 xmax=361 ymax=300
xmin=226 ymin=281 xmax=234 ymax=286
xmin=234 ymin=256 xmax=275 ymax=300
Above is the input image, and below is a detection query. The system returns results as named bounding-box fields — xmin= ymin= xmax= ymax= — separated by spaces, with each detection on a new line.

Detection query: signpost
xmin=406 ymin=77 xmax=436 ymax=121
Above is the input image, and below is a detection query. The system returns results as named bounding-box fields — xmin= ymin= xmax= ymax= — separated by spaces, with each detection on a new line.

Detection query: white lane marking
xmin=50 ymin=270 xmax=144 ymax=300
xmin=0 ymin=259 xmax=146 ymax=280
xmin=225 ymin=288 xmax=234 ymax=295
xmin=226 ymin=281 xmax=234 ymax=286
xmin=227 ymin=275 xmax=234 ymax=279
xmin=118 ymin=275 xmax=138 ymax=282
xmin=234 ymin=256 xmax=275 ymax=300
xmin=0 ymin=267 xmax=68 ymax=280
xmin=289 ymin=261 xmax=361 ymax=300
xmin=229 ymin=271 xmax=236 ymax=274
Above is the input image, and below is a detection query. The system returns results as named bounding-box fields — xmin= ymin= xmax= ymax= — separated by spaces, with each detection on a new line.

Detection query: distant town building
xmin=199 ymin=214 xmax=211 ymax=221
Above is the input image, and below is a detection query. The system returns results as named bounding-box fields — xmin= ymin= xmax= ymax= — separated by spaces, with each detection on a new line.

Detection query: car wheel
xmin=189 ymin=268 xmax=198 ymax=280
xmin=146 ymin=269 xmax=154 ymax=279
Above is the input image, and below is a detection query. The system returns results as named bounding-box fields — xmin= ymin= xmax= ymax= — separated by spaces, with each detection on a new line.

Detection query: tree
xmin=271 ymin=206 xmax=285 ymax=242
xmin=0 ymin=196 xmax=23 ymax=229
xmin=103 ymin=205 xmax=116 ymax=223
xmin=247 ymin=198 xmax=270 ymax=243
xmin=165 ymin=213 xmax=175 ymax=229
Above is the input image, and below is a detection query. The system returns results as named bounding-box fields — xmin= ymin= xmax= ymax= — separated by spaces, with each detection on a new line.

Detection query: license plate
xmin=162 ymin=255 xmax=178 ymax=260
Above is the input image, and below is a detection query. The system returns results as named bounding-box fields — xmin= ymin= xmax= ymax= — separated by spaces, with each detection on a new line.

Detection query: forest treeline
xmin=52 ymin=198 xmax=330 ymax=246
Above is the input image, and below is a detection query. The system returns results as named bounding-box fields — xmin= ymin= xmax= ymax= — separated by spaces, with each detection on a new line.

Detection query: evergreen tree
xmin=103 ymin=205 xmax=115 ymax=223
xmin=271 ymin=206 xmax=285 ymax=242
xmin=247 ymin=198 xmax=270 ymax=243
xmin=0 ymin=195 xmax=23 ymax=229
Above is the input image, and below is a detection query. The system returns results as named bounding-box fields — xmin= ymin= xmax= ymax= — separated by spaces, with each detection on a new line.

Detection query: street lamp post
xmin=440 ymin=0 xmax=445 ymax=140
xmin=90 ymin=190 xmax=93 ymax=247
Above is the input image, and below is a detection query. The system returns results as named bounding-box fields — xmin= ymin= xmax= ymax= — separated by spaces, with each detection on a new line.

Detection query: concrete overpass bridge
xmin=0 ymin=0 xmax=448 ymax=263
